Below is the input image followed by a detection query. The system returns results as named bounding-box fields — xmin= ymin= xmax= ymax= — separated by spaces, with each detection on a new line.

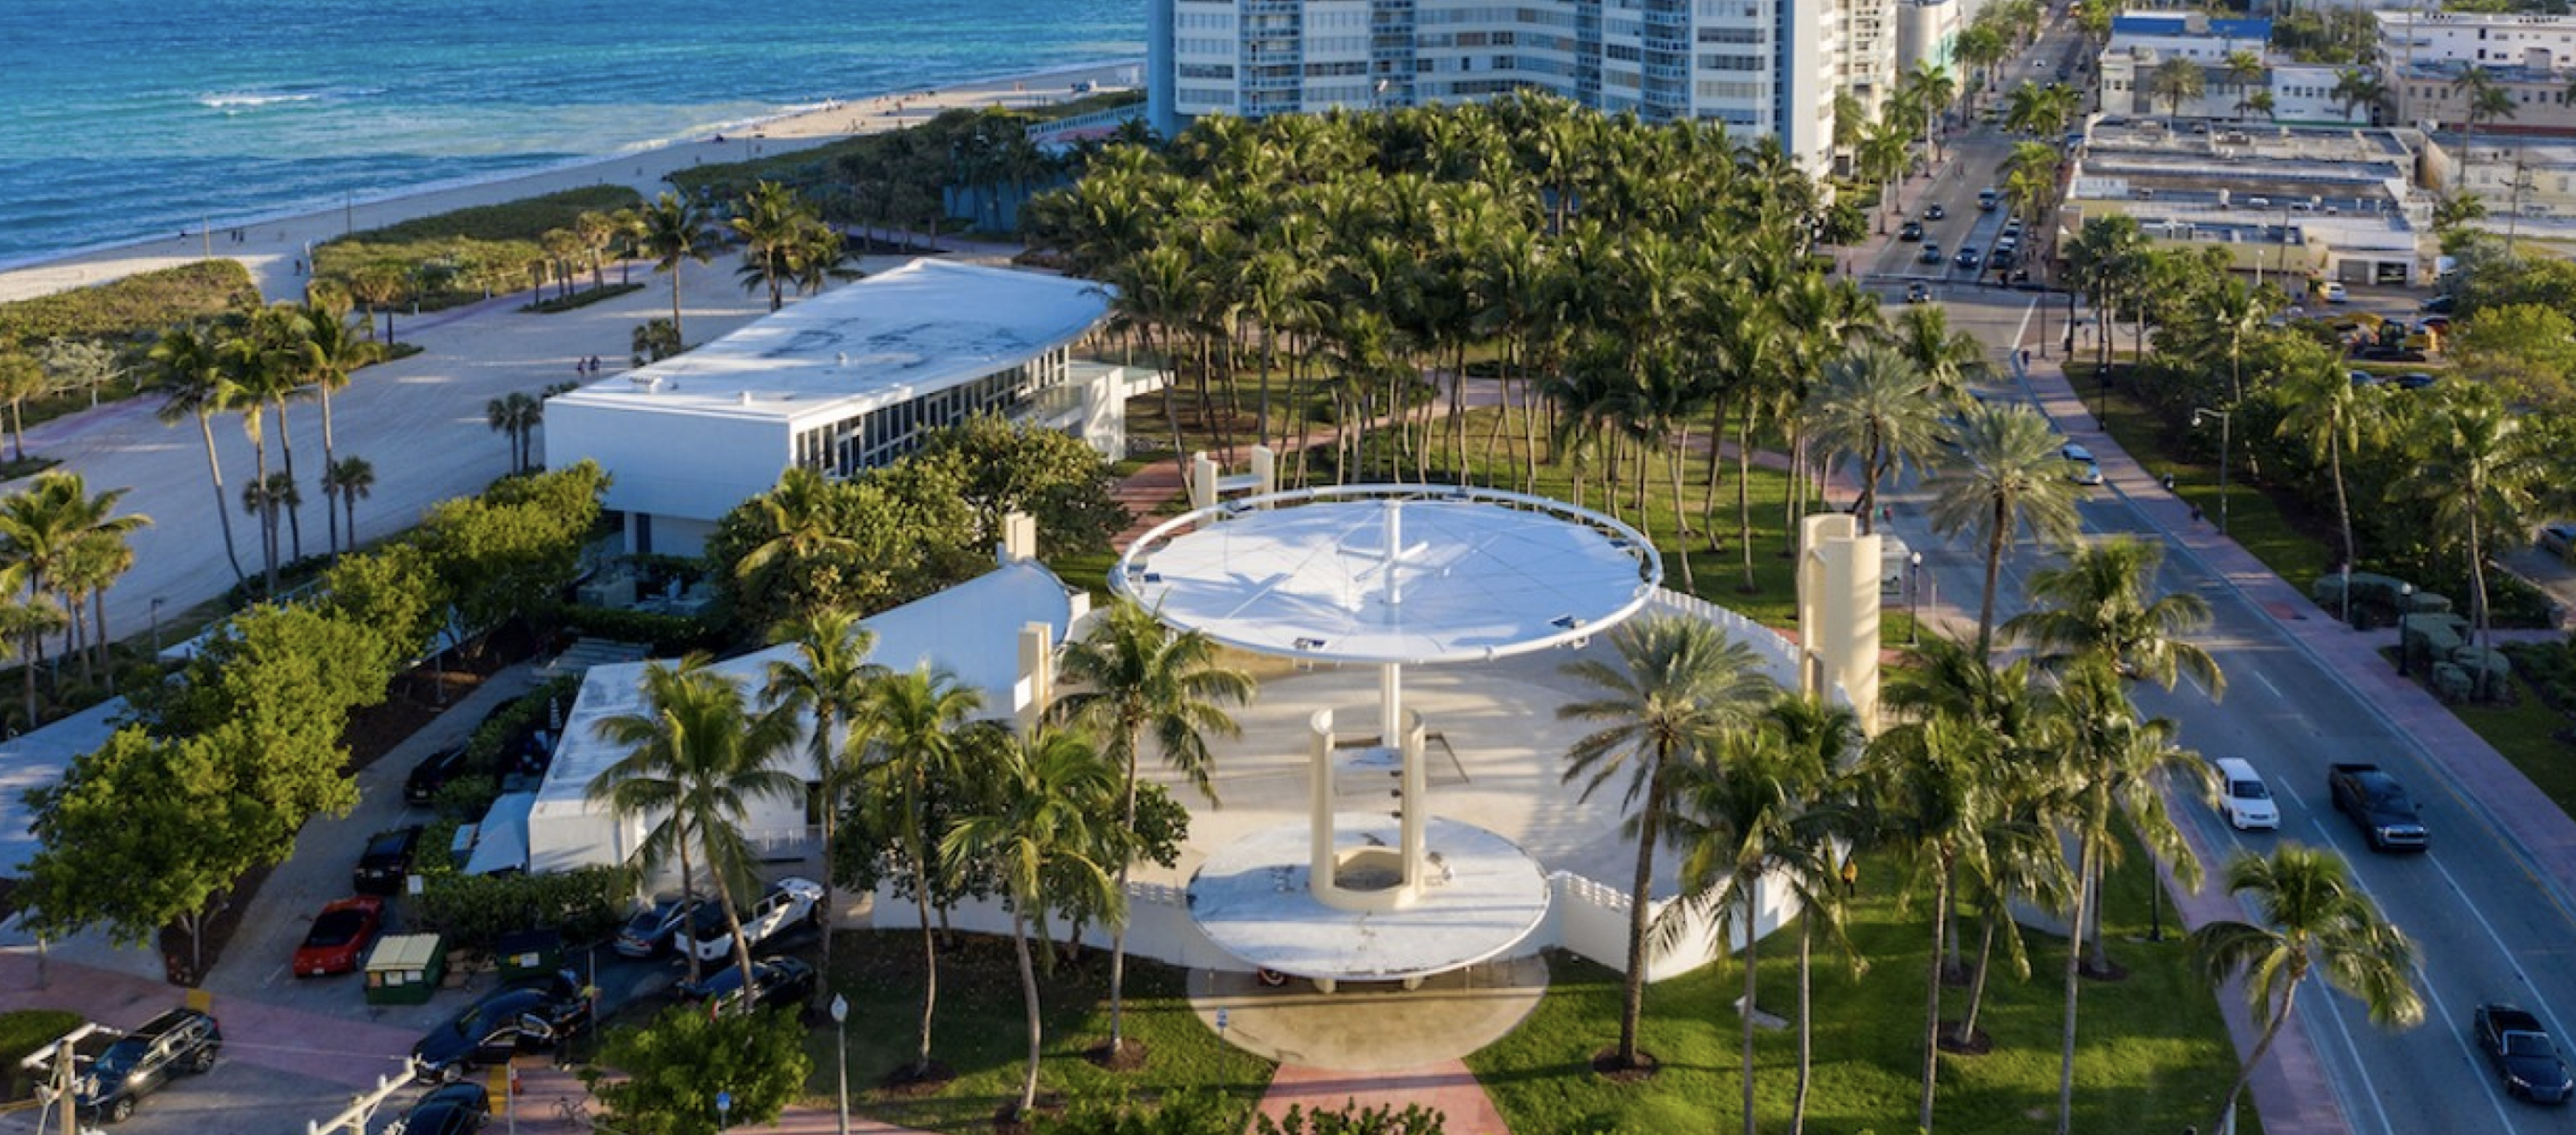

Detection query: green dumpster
xmin=364 ymin=933 xmax=445 ymax=1006
xmin=494 ymin=928 xmax=563 ymax=983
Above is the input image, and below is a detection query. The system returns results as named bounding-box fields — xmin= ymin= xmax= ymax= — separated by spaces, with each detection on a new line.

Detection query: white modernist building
xmin=544 ymin=259 xmax=1122 ymax=558
xmin=524 ymin=553 xmax=1086 ymax=877
xmin=1146 ymin=0 xmax=1844 ymax=172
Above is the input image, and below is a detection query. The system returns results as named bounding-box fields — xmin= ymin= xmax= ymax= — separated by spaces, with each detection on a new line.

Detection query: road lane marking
xmin=2424 ymin=850 xmax=2576 ymax=1059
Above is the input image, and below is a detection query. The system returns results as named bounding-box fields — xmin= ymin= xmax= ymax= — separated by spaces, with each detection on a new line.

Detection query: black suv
xmin=404 ymin=744 xmax=474 ymax=808
xmin=354 ymin=826 xmax=425 ymax=895
xmin=77 ymin=1008 xmax=221 ymax=1123
xmin=674 ymin=956 xmax=818 ymax=1015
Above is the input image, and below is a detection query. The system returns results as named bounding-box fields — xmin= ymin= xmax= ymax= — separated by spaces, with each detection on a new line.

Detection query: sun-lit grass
xmin=2450 ymin=674 xmax=2576 ymax=817
xmin=2069 ymin=363 xmax=2336 ymax=589
xmin=815 ymin=930 xmax=1273 ymax=1132
xmin=1469 ymin=831 xmax=2256 ymax=1135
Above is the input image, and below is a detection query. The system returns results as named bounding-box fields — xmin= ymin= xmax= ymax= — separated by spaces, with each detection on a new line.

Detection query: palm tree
xmin=2147 ymin=57 xmax=2206 ymax=118
xmin=0 ymin=352 xmax=47 ymax=463
xmin=321 ymin=456 xmax=375 ymax=551
xmin=2332 ymin=68 xmax=2385 ymax=125
xmin=2275 ymin=347 xmax=2386 ymax=598
xmin=940 ymin=723 xmax=1124 ymax=1120
xmin=2454 ymin=65 xmax=2517 ymax=195
xmin=1558 ymin=615 xmax=1779 ymax=1070
xmin=485 ymin=392 xmax=540 ymax=473
xmin=586 ymin=655 xmax=804 ymax=994
xmin=2410 ymin=387 xmax=2546 ymax=692
xmin=2189 ymin=845 xmax=2424 ymax=1133
xmin=0 ymin=474 xmax=145 ymax=715
xmin=760 ymin=609 xmax=880 ymax=1001
xmin=1863 ymin=707 xmax=1997 ymax=1134
xmin=1890 ymin=305 xmax=1990 ymax=406
xmin=2221 ymin=50 xmax=2266 ymax=121
xmin=2045 ymin=660 xmax=2204 ymax=1135
xmin=228 ymin=305 xmax=315 ymax=564
xmin=2004 ymin=537 xmax=2225 ymax=695
xmin=638 ymin=191 xmax=720 ymax=345
xmin=1927 ymin=404 xmax=2086 ymax=654
xmin=286 ymin=298 xmax=382 ymax=555
xmin=1804 ymin=342 xmax=1940 ymax=536
xmin=732 ymin=467 xmax=857 ymax=616
xmin=1048 ymin=597 xmax=1253 ymax=1059
xmin=345 ymin=263 xmax=407 ymax=342
xmin=1661 ymin=714 xmax=1841 ymax=1135
xmin=731 ymin=180 xmax=810 ymax=312
xmin=851 ymin=665 xmax=983 ymax=1079
xmin=146 ymin=326 xmax=248 ymax=588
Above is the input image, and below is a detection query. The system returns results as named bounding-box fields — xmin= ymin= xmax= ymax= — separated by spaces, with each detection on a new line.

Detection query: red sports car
xmin=294 ymin=896 xmax=384 ymax=977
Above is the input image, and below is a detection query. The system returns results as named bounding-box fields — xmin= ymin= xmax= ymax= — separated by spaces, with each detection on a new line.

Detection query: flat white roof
xmin=547 ymin=259 xmax=1109 ymax=428
xmin=535 ymin=559 xmax=1078 ymax=815
xmin=1115 ymin=486 xmax=1661 ymax=665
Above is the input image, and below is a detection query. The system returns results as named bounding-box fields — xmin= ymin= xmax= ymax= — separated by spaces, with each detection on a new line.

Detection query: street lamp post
xmin=1909 ymin=551 xmax=1925 ymax=645
xmin=830 ymin=994 xmax=851 ymax=1135
xmin=2192 ymin=407 xmax=2233 ymax=534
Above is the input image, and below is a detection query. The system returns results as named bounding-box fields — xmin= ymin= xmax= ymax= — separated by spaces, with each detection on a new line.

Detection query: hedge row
xmin=335 ymin=186 xmax=642 ymax=246
xmin=0 ymin=260 xmax=258 ymax=346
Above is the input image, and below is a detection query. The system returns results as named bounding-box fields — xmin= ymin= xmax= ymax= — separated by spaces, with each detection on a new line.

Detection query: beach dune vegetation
xmin=0 ymin=260 xmax=256 ymax=346
xmin=311 ymin=186 xmax=645 ymax=319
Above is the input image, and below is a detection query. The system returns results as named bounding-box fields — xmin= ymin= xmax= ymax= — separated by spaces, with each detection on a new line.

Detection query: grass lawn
xmin=1469 ymin=838 xmax=2254 ymax=1135
xmin=2448 ymin=673 xmax=2576 ymax=817
xmin=816 ymin=929 xmax=1274 ymax=1132
xmin=2068 ymin=364 xmax=2336 ymax=589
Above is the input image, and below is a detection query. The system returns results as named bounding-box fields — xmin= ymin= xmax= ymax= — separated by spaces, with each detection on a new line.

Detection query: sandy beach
xmin=0 ymin=59 xmax=1141 ymax=306
xmin=0 ymin=59 xmax=1139 ymax=649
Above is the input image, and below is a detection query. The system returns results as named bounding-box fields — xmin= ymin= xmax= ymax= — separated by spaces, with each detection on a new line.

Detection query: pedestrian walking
xmin=1840 ymin=857 xmax=1860 ymax=897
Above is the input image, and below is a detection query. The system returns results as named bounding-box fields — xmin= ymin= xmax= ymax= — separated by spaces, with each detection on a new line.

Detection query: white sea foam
xmin=196 ymin=91 xmax=322 ymax=110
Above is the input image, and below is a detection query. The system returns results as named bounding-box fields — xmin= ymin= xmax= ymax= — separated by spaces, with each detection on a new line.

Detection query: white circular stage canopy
xmin=1114 ymin=486 xmax=1663 ymax=665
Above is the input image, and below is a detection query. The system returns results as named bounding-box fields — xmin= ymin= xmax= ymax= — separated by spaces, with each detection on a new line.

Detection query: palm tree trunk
xmin=1920 ymin=854 xmax=1951 ymax=1133
xmin=1737 ymin=415 xmax=1758 ymax=592
xmin=321 ymin=388 xmax=339 ymax=555
xmin=2055 ymin=832 xmax=2098 ymax=1135
xmin=1618 ymin=765 xmax=1665 ymax=1067
xmin=1792 ymin=905 xmax=1815 ymax=1135
xmin=197 ymin=416 xmax=248 ymax=587
xmin=670 ymin=269 xmax=687 ymax=345
xmin=1011 ymin=910 xmax=1044 ymax=1117
xmin=1977 ymin=502 xmax=2008 ymax=656
xmin=273 ymin=399 xmax=304 ymax=561
xmin=1955 ymin=913 xmax=1997 ymax=1046
xmin=1109 ymin=740 xmax=1143 ymax=1055
xmin=2331 ymin=431 xmax=2354 ymax=589
xmin=1740 ymin=883 xmax=1762 ymax=1135
xmin=676 ymin=834 xmax=703 ymax=985
xmin=913 ymin=880 xmax=940 ymax=1072
xmin=711 ymin=869 xmax=761 ymax=1010
xmin=2216 ymin=983 xmax=2298 ymax=1132
xmin=1667 ymin=445 xmax=1693 ymax=592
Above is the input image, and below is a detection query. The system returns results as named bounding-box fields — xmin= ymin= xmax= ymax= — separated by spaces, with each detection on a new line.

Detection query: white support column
xmin=1400 ymin=713 xmax=1426 ymax=899
xmin=1189 ymin=451 xmax=1218 ymax=510
xmin=1251 ymin=445 xmax=1278 ymax=497
xmin=1309 ymin=709 xmax=1335 ymax=897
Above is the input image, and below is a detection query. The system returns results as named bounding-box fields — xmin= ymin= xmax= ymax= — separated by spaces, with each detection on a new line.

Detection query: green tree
xmin=1862 ymin=703 xmax=1996 ymax=1134
xmin=0 ymin=473 xmax=147 ymax=713
xmin=2045 ymin=662 xmax=2205 ymax=1135
xmin=415 ymin=461 xmax=608 ymax=646
xmin=583 ymin=1003 xmax=811 ymax=1135
xmin=321 ymin=455 xmax=376 ymax=551
xmin=2450 ymin=303 xmax=2576 ymax=410
xmin=2222 ymin=50 xmax=2266 ymax=121
xmin=760 ymin=608 xmax=880 ymax=998
xmin=318 ymin=542 xmax=442 ymax=668
xmin=909 ymin=416 xmax=1130 ymax=559
xmin=2147 ymin=57 xmax=2207 ymax=117
xmin=942 ymin=723 xmax=1127 ymax=1119
xmin=849 ymin=665 xmax=983 ymax=1079
xmin=1889 ymin=305 xmax=1990 ymax=406
xmin=147 ymin=324 xmax=248 ymax=587
xmin=2272 ymin=344 xmax=2387 ymax=590
xmin=1928 ymin=404 xmax=2086 ymax=654
xmin=1050 ymin=597 xmax=1253 ymax=1057
xmin=2410 ymin=387 xmax=2548 ymax=691
xmin=285 ymin=298 xmax=381 ymax=555
xmin=2189 ymin=845 xmax=2424 ymax=1133
xmin=1558 ymin=615 xmax=1778 ymax=1070
xmin=638 ymin=191 xmax=720 ymax=344
xmin=0 ymin=351 xmax=47 ymax=463
xmin=1804 ymin=342 xmax=1939 ymax=536
xmin=731 ymin=180 xmax=815 ymax=313
xmin=2004 ymin=537 xmax=2224 ymax=695
xmin=2454 ymin=65 xmax=2518 ymax=198
xmin=485 ymin=392 xmax=541 ymax=474
xmin=2332 ymin=68 xmax=2385 ymax=123
xmin=586 ymin=655 xmax=803 ymax=993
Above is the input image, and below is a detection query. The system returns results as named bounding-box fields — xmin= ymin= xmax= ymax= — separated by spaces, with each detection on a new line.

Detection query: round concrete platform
xmin=1187 ymin=815 xmax=1553 ymax=986
xmin=1188 ymin=954 xmax=1550 ymax=1070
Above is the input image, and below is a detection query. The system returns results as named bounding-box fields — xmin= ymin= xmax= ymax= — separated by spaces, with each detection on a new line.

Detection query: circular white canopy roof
xmin=1114 ymin=486 xmax=1660 ymax=665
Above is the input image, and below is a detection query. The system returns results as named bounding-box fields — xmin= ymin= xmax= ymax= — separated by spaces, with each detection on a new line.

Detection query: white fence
xmin=874 ymin=588 xmax=1820 ymax=984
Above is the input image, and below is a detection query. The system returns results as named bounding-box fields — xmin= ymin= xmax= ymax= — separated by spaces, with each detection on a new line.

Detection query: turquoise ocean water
xmin=0 ymin=0 xmax=1143 ymax=267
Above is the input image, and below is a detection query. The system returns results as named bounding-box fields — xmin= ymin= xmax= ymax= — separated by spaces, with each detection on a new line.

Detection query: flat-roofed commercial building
xmin=544 ymin=259 xmax=1122 ymax=557
xmin=2379 ymin=11 xmax=2576 ymax=136
xmin=2065 ymin=118 xmax=2432 ymax=286
xmin=1146 ymin=0 xmax=1844 ymax=172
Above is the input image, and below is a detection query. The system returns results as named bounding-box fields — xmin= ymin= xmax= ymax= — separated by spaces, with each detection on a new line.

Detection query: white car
xmin=683 ymin=876 xmax=826 ymax=962
xmin=2212 ymin=757 xmax=2279 ymax=831
xmin=2321 ymin=281 xmax=2348 ymax=303
xmin=2060 ymin=443 xmax=2104 ymax=486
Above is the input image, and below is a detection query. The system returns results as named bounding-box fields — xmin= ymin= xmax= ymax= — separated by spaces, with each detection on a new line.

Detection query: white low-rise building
xmin=525 ymin=555 xmax=1087 ymax=878
xmin=544 ymin=259 xmax=1122 ymax=558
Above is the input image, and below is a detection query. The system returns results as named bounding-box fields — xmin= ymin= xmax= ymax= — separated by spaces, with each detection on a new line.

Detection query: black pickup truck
xmin=2328 ymin=763 xmax=2430 ymax=853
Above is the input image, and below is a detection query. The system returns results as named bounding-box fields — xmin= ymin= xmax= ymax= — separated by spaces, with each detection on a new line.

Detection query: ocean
xmin=0 ymin=0 xmax=1143 ymax=268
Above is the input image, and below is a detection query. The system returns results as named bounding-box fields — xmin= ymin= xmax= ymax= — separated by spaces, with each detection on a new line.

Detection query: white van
xmin=2212 ymin=757 xmax=2279 ymax=831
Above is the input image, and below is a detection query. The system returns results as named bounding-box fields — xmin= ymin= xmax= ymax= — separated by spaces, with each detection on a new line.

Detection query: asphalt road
xmin=1860 ymin=12 xmax=2576 ymax=1132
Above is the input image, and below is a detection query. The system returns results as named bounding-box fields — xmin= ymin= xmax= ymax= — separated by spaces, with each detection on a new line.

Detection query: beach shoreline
xmin=0 ymin=58 xmax=1141 ymax=306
